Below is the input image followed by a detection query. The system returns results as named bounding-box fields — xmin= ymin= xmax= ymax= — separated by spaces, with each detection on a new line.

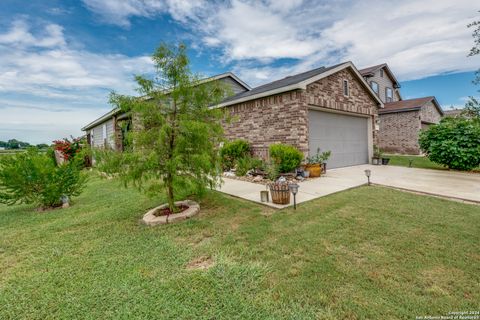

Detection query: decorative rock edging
xmin=142 ymin=200 xmax=200 ymax=226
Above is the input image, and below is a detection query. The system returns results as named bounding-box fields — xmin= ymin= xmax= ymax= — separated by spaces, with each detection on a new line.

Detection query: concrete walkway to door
xmin=217 ymin=164 xmax=480 ymax=208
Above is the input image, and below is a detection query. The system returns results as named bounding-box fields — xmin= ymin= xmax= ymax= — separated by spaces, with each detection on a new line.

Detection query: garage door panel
xmin=308 ymin=110 xmax=369 ymax=169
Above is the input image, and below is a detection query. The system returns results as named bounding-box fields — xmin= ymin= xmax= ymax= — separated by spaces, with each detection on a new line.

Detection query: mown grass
xmin=0 ymin=174 xmax=479 ymax=319
xmin=385 ymin=154 xmax=447 ymax=170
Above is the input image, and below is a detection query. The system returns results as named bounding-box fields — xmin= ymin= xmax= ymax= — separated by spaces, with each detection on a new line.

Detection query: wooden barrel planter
xmin=269 ymin=183 xmax=291 ymax=205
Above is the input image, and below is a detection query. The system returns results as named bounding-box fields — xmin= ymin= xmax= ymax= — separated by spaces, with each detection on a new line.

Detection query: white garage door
xmin=308 ymin=110 xmax=369 ymax=169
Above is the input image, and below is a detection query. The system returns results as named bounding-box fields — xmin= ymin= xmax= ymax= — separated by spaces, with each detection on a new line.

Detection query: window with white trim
xmin=102 ymin=124 xmax=107 ymax=144
xmin=380 ymin=69 xmax=384 ymax=77
xmin=370 ymin=81 xmax=379 ymax=94
xmin=385 ymin=87 xmax=393 ymax=102
xmin=343 ymin=80 xmax=349 ymax=96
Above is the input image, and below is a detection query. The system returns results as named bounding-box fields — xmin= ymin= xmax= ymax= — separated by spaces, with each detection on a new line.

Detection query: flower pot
xmin=302 ymin=170 xmax=310 ymax=178
xmin=305 ymin=163 xmax=321 ymax=177
xmin=269 ymin=183 xmax=291 ymax=205
xmin=372 ymin=157 xmax=380 ymax=165
xmin=381 ymin=158 xmax=390 ymax=165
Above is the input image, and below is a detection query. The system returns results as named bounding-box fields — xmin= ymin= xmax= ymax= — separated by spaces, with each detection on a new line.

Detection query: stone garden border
xmin=142 ymin=200 xmax=200 ymax=226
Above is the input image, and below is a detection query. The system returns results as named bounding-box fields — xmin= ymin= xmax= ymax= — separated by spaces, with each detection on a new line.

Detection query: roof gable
xmin=218 ymin=61 xmax=383 ymax=108
xmin=380 ymin=96 xmax=443 ymax=115
xmin=359 ymin=63 xmax=401 ymax=88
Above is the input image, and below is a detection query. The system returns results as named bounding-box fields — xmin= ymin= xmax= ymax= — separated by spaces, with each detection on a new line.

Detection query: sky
xmin=0 ymin=0 xmax=479 ymax=144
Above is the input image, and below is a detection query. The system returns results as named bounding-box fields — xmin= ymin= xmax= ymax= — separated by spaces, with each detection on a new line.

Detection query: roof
xmin=379 ymin=96 xmax=444 ymax=115
xmin=82 ymin=72 xmax=249 ymax=131
xmin=217 ymin=61 xmax=383 ymax=108
xmin=358 ymin=63 xmax=401 ymax=88
xmin=443 ymin=109 xmax=463 ymax=117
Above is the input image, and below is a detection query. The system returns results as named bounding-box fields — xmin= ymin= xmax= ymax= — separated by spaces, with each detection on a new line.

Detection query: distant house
xmin=81 ymin=72 xmax=251 ymax=151
xmin=359 ymin=63 xmax=443 ymax=155
xmin=443 ymin=109 xmax=463 ymax=118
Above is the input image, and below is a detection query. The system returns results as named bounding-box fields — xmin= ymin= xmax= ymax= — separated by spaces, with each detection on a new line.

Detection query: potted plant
xmin=269 ymin=182 xmax=291 ymax=205
xmin=320 ymin=150 xmax=332 ymax=174
xmin=372 ymin=146 xmax=382 ymax=165
xmin=305 ymin=148 xmax=322 ymax=177
xmin=381 ymin=153 xmax=390 ymax=165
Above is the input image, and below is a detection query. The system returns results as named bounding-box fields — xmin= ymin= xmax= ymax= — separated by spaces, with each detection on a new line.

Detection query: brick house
xmin=376 ymin=97 xmax=443 ymax=154
xmin=359 ymin=63 xmax=443 ymax=154
xmin=218 ymin=62 xmax=382 ymax=168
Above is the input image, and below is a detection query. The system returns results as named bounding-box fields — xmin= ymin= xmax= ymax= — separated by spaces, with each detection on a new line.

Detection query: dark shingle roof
xmin=380 ymin=96 xmax=443 ymax=115
xmin=358 ymin=64 xmax=386 ymax=76
xmin=221 ymin=62 xmax=346 ymax=104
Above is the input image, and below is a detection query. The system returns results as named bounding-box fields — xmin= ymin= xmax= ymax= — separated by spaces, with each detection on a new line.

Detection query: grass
xmin=385 ymin=154 xmax=448 ymax=170
xmin=1 ymin=175 xmax=479 ymax=319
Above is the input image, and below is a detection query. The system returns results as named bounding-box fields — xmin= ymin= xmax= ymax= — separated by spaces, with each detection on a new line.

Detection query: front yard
xmin=1 ymin=175 xmax=479 ymax=319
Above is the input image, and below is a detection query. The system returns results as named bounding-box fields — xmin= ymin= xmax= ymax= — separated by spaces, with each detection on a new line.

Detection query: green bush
xmin=419 ymin=118 xmax=480 ymax=170
xmin=220 ymin=139 xmax=251 ymax=170
xmin=235 ymin=157 xmax=251 ymax=176
xmin=0 ymin=148 xmax=87 ymax=209
xmin=265 ymin=161 xmax=280 ymax=181
xmin=269 ymin=144 xmax=303 ymax=173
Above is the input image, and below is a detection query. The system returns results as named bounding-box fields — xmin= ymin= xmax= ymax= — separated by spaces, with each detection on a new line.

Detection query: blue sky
xmin=0 ymin=0 xmax=479 ymax=144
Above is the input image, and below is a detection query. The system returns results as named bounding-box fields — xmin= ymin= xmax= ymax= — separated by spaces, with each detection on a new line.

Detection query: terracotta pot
xmin=305 ymin=163 xmax=321 ymax=177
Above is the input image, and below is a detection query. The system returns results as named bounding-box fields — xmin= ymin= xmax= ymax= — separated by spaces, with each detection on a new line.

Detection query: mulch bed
xmin=224 ymin=173 xmax=319 ymax=185
xmin=154 ymin=204 xmax=189 ymax=216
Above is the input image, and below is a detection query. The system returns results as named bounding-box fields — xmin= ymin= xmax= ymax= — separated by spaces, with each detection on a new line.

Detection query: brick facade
xmin=378 ymin=111 xmax=421 ymax=154
xmin=222 ymin=67 xmax=379 ymax=158
xmin=378 ymin=101 xmax=443 ymax=155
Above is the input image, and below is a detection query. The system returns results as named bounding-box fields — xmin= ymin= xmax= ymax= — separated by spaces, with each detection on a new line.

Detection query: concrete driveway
xmin=217 ymin=165 xmax=480 ymax=208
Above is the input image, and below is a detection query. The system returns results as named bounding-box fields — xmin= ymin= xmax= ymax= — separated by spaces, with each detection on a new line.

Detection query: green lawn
xmin=1 ymin=175 xmax=479 ymax=319
xmin=385 ymin=154 xmax=447 ymax=170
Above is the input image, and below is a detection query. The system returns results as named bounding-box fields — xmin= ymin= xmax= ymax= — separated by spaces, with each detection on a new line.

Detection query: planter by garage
xmin=372 ymin=157 xmax=380 ymax=165
xmin=142 ymin=200 xmax=200 ymax=226
xmin=305 ymin=163 xmax=321 ymax=177
xmin=381 ymin=157 xmax=390 ymax=165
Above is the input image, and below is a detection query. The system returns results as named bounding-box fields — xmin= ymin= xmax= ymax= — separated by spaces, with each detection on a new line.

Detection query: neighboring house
xmin=377 ymin=96 xmax=443 ymax=154
xmin=219 ymin=62 xmax=383 ymax=168
xmin=81 ymin=72 xmax=251 ymax=151
xmin=360 ymin=63 xmax=443 ymax=155
xmin=443 ymin=109 xmax=463 ymax=118
xmin=359 ymin=63 xmax=402 ymax=103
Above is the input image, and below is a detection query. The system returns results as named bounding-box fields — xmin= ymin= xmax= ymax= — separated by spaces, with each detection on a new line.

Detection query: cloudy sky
xmin=0 ymin=0 xmax=479 ymax=144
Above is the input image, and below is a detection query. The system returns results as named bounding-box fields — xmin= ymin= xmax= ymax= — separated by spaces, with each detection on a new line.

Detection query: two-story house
xmin=359 ymin=63 xmax=443 ymax=154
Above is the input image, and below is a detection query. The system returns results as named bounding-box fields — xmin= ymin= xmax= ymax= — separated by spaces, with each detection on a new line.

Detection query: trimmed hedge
xmin=269 ymin=144 xmax=303 ymax=173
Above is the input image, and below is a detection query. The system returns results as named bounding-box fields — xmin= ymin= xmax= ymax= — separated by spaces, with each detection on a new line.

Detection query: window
xmin=380 ymin=69 xmax=384 ymax=77
xmin=370 ymin=81 xmax=379 ymax=94
xmin=343 ymin=80 xmax=349 ymax=96
xmin=385 ymin=87 xmax=393 ymax=102
xmin=102 ymin=124 xmax=107 ymax=145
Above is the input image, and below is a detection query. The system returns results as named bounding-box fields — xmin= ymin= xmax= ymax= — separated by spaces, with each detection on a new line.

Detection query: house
xmin=81 ymin=72 xmax=251 ymax=151
xmin=359 ymin=63 xmax=443 ymax=155
xmin=218 ymin=62 xmax=383 ymax=168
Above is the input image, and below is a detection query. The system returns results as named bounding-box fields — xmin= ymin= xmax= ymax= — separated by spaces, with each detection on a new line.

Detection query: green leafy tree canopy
xmin=97 ymin=43 xmax=229 ymax=212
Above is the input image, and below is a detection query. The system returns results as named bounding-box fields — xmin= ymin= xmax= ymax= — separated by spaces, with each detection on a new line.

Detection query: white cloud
xmin=81 ymin=0 xmax=205 ymax=27
xmin=0 ymin=19 xmax=153 ymax=143
xmin=81 ymin=0 xmax=479 ymax=84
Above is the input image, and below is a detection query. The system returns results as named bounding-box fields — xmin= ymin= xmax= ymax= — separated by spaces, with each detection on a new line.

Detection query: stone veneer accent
xmin=378 ymin=101 xmax=443 ymax=155
xmin=222 ymin=68 xmax=379 ymax=158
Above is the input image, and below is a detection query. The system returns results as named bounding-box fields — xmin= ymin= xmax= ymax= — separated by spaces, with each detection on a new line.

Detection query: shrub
xmin=0 ymin=148 xmax=87 ymax=209
xmin=235 ymin=157 xmax=252 ymax=176
xmin=265 ymin=161 xmax=280 ymax=181
xmin=269 ymin=144 xmax=303 ymax=173
xmin=220 ymin=139 xmax=251 ymax=170
xmin=53 ymin=136 xmax=84 ymax=161
xmin=419 ymin=118 xmax=480 ymax=170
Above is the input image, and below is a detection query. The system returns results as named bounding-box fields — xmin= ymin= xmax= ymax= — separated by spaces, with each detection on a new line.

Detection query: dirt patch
xmin=186 ymin=256 xmax=214 ymax=270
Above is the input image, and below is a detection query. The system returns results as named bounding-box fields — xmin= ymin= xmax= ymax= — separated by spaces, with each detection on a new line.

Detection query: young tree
xmin=98 ymin=43 xmax=228 ymax=213
xmin=468 ymin=13 xmax=480 ymax=85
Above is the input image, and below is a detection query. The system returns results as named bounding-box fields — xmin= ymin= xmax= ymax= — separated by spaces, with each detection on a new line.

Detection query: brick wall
xmin=222 ymin=90 xmax=309 ymax=158
xmin=222 ymin=67 xmax=380 ymax=158
xmin=420 ymin=101 xmax=442 ymax=124
xmin=378 ymin=111 xmax=422 ymax=154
